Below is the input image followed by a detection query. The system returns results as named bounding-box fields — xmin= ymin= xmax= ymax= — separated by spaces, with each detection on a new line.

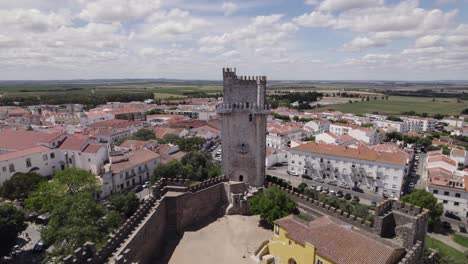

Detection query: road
xmin=266 ymin=167 xmax=383 ymax=206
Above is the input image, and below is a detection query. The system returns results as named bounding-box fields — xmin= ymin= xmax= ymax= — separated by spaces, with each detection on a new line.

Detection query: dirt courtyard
xmin=168 ymin=215 xmax=271 ymax=264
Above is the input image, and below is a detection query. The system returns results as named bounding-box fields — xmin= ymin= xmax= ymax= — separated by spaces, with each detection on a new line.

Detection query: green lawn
xmin=316 ymin=96 xmax=468 ymax=116
xmin=425 ymin=236 xmax=467 ymax=264
xmin=452 ymin=234 xmax=468 ymax=248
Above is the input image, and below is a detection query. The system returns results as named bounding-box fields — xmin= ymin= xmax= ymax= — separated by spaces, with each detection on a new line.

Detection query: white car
xmin=316 ymin=186 xmax=322 ymax=192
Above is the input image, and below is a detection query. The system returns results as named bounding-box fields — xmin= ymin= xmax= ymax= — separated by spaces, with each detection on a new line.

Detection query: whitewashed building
xmin=288 ymin=142 xmax=409 ymax=198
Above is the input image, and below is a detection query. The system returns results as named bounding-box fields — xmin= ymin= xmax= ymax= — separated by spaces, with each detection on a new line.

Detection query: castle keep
xmin=216 ymin=68 xmax=270 ymax=187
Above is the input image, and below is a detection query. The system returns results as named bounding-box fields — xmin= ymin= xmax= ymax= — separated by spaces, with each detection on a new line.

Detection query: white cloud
xmin=78 ymin=0 xmax=160 ymax=22
xmin=318 ymin=0 xmax=384 ymax=12
xmin=0 ymin=8 xmax=70 ymax=32
xmin=415 ymin=35 xmax=442 ymax=48
xmin=446 ymin=24 xmax=468 ymax=46
xmin=293 ymin=11 xmax=336 ymax=27
xmin=341 ymin=36 xmax=388 ymax=51
xmin=138 ymin=9 xmax=210 ymax=40
xmin=222 ymin=2 xmax=239 ymax=16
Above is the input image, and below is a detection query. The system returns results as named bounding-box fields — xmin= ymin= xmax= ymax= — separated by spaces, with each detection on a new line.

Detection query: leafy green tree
xmin=400 ymin=189 xmax=443 ymax=227
xmin=0 ymin=172 xmax=45 ymax=201
xmin=153 ymin=160 xmax=191 ymax=180
xmin=416 ymin=137 xmax=433 ymax=148
xmin=0 ymin=204 xmax=27 ymax=257
xmin=442 ymin=145 xmax=451 ymax=156
xmin=249 ymin=187 xmax=298 ymax=228
xmin=42 ymin=192 xmax=120 ymax=260
xmin=26 ymin=168 xmax=99 ymax=213
xmin=132 ymin=128 xmax=156 ymax=141
xmin=297 ymin=183 xmax=308 ymax=193
xmin=109 ymin=192 xmax=140 ymax=218
xmin=152 ymin=151 xmax=221 ymax=182
xmin=178 ymin=137 xmax=206 ymax=152
xmin=433 ymin=113 xmax=444 ymax=120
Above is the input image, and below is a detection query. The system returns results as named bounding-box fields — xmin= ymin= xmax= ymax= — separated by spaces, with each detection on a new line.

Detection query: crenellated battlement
xmin=267 ymin=182 xmax=374 ymax=232
xmin=223 ymin=67 xmax=267 ymax=84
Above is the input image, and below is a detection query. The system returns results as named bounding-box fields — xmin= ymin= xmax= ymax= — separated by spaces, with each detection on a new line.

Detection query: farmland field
xmin=315 ymin=96 xmax=468 ymax=115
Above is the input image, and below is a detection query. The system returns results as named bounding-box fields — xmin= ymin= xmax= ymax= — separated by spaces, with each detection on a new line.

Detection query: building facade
xmin=288 ymin=142 xmax=409 ymax=198
xmin=216 ymin=68 xmax=270 ymax=187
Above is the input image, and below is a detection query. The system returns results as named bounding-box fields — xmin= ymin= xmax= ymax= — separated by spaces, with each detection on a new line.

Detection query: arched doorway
xmin=239 ymin=175 xmax=244 ymax=182
xmin=288 ymin=258 xmax=297 ymax=264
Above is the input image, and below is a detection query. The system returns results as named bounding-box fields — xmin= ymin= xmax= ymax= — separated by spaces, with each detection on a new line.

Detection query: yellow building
xmin=255 ymin=215 xmax=405 ymax=264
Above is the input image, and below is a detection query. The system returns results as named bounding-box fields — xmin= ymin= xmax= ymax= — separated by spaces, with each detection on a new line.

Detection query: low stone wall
xmin=268 ymin=183 xmax=374 ymax=232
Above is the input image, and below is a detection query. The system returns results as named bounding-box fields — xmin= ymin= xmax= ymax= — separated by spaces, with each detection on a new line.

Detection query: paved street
xmin=266 ymin=167 xmax=383 ymax=206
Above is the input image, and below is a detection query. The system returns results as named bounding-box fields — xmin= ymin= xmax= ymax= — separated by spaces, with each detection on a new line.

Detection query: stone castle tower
xmin=216 ymin=68 xmax=270 ymax=187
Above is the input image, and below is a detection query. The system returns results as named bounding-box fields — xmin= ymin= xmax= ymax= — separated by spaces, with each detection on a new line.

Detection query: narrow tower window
xmin=249 ymin=114 xmax=253 ymax=122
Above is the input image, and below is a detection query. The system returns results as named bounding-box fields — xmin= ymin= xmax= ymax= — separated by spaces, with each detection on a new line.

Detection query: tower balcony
xmin=216 ymin=103 xmax=271 ymax=115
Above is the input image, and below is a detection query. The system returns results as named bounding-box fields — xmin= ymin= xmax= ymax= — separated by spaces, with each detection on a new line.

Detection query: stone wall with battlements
xmin=63 ymin=176 xmax=229 ymax=264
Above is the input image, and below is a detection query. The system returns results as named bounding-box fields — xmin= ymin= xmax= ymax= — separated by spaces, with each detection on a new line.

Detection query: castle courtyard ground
xmin=168 ymin=215 xmax=271 ymax=264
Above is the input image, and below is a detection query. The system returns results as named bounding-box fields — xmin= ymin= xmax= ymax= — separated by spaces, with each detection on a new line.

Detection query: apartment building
xmin=288 ymin=142 xmax=409 ymax=198
xmin=374 ymin=120 xmax=408 ymax=133
xmin=329 ymin=123 xmax=380 ymax=145
xmin=101 ymin=149 xmax=160 ymax=196
xmin=427 ymin=172 xmax=468 ymax=218
xmin=403 ymin=116 xmax=437 ymax=132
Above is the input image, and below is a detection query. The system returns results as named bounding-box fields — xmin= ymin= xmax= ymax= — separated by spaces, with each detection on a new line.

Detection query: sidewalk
xmin=427 ymin=232 xmax=468 ymax=253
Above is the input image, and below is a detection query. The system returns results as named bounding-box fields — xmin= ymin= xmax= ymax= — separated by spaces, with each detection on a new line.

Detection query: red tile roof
xmin=88 ymin=119 xmax=142 ymax=129
xmin=291 ymin=142 xmax=408 ymax=166
xmin=275 ymin=216 xmax=404 ymax=264
xmin=110 ymin=149 xmax=159 ymax=173
xmin=0 ymin=146 xmax=50 ymax=161
xmin=0 ymin=130 xmax=64 ymax=151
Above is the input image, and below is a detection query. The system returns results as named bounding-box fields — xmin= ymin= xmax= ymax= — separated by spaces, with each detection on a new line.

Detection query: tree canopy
xmin=159 ymin=135 xmax=206 ymax=152
xmin=0 ymin=204 xmax=27 ymax=257
xmin=132 ymin=128 xmax=156 ymax=141
xmin=401 ymin=189 xmax=443 ymax=228
xmin=108 ymin=192 xmax=140 ymax=218
xmin=152 ymin=151 xmax=221 ymax=182
xmin=248 ymin=187 xmax=298 ymax=228
xmin=25 ymin=168 xmax=121 ymax=261
xmin=25 ymin=168 xmax=99 ymax=213
xmin=0 ymin=172 xmax=45 ymax=201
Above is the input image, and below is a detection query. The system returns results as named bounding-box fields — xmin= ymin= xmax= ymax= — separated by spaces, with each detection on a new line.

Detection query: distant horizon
xmin=1 ymin=78 xmax=468 ymax=83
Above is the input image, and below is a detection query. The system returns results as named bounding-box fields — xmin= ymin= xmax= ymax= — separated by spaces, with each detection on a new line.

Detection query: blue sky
xmin=1 ymin=0 xmax=468 ymax=80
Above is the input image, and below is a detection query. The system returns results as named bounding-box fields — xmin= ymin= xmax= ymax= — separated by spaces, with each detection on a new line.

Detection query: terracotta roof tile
xmin=291 ymin=142 xmax=408 ymax=166
xmin=0 ymin=130 xmax=64 ymax=151
xmin=275 ymin=216 xmax=404 ymax=264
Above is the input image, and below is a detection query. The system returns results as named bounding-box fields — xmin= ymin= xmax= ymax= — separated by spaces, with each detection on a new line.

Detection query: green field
xmin=316 ymin=96 xmax=468 ymax=115
xmin=452 ymin=234 xmax=468 ymax=248
xmin=425 ymin=236 xmax=466 ymax=264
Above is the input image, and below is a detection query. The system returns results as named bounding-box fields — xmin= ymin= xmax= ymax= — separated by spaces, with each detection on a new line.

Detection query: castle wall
xmin=174 ymin=183 xmax=229 ymax=233
xmin=116 ymin=199 xmax=168 ymax=263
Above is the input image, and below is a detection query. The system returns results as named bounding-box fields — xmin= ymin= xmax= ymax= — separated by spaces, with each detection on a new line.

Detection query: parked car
xmin=352 ymin=196 xmax=360 ymax=202
xmin=441 ymin=221 xmax=452 ymax=230
xmin=444 ymin=211 xmax=462 ymax=221
xmin=316 ymin=186 xmax=322 ymax=192
xmin=33 ymin=240 xmax=46 ymax=253
xmin=340 ymin=182 xmax=350 ymax=189
xmin=408 ymin=182 xmax=415 ymax=188
xmin=329 ymin=190 xmax=336 ymax=196
xmin=458 ymin=223 xmax=467 ymax=233
xmin=328 ymin=180 xmax=337 ymax=186
xmin=344 ymin=193 xmax=352 ymax=200
xmin=336 ymin=191 xmax=344 ymax=198
xmin=315 ymin=177 xmax=324 ymax=183
xmin=322 ymin=187 xmax=329 ymax=194
xmin=133 ymin=185 xmax=143 ymax=193
xmin=370 ymin=201 xmax=377 ymax=207
xmin=351 ymin=186 xmax=364 ymax=193
xmin=288 ymin=171 xmax=299 ymax=176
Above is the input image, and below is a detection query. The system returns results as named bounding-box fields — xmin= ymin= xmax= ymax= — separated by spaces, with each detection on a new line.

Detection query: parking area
xmin=2 ymin=222 xmax=45 ymax=264
xmin=266 ymin=166 xmax=383 ymax=206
